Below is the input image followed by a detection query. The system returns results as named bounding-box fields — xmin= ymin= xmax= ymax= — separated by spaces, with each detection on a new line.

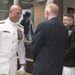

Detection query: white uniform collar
xmin=6 ymin=18 xmax=16 ymax=26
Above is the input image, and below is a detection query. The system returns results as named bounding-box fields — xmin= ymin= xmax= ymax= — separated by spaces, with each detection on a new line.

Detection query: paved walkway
xmin=16 ymin=71 xmax=32 ymax=75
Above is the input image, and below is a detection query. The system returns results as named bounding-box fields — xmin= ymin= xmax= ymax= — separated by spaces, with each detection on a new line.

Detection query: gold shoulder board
xmin=18 ymin=24 xmax=24 ymax=29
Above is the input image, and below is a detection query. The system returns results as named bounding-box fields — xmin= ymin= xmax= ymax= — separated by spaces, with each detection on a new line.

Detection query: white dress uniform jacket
xmin=0 ymin=18 xmax=26 ymax=75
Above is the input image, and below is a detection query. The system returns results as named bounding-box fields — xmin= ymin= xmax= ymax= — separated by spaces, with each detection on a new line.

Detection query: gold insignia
xmin=18 ymin=24 xmax=24 ymax=29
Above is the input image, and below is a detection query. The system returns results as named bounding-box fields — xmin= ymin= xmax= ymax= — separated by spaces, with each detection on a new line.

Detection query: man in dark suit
xmin=62 ymin=14 xmax=75 ymax=75
xmin=30 ymin=3 xmax=68 ymax=75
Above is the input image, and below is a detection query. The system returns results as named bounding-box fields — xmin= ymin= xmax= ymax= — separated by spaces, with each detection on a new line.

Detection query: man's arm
xmin=30 ymin=24 xmax=45 ymax=62
xmin=18 ymin=34 xmax=26 ymax=67
xmin=17 ymin=24 xmax=26 ymax=67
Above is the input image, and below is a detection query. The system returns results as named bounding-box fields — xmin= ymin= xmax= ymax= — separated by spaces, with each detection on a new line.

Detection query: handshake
xmin=18 ymin=66 xmax=26 ymax=74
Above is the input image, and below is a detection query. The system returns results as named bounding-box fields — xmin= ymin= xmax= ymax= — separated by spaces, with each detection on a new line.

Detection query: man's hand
xmin=18 ymin=66 xmax=26 ymax=74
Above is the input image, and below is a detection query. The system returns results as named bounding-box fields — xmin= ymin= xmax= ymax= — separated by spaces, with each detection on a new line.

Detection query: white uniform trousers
xmin=62 ymin=66 xmax=75 ymax=75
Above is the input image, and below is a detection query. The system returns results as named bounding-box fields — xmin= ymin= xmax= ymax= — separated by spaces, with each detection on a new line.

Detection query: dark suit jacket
xmin=64 ymin=25 xmax=75 ymax=67
xmin=30 ymin=17 xmax=68 ymax=75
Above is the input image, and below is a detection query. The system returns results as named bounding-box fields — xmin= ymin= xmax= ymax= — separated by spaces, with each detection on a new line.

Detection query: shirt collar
xmin=48 ymin=16 xmax=56 ymax=20
xmin=6 ymin=18 xmax=16 ymax=26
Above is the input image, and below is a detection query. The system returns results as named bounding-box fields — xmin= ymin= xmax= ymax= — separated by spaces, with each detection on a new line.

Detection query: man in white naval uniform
xmin=0 ymin=5 xmax=26 ymax=75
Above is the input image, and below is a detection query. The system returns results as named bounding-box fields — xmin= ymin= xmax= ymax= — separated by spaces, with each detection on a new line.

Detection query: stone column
xmin=13 ymin=0 xmax=21 ymax=5
xmin=46 ymin=0 xmax=54 ymax=6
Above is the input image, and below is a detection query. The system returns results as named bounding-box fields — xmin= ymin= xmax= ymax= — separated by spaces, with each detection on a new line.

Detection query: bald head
xmin=9 ymin=5 xmax=22 ymax=12
xmin=45 ymin=3 xmax=59 ymax=20
xmin=9 ymin=5 xmax=22 ymax=22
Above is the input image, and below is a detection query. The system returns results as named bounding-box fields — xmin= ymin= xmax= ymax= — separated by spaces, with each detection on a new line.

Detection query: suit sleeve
xmin=30 ymin=24 xmax=45 ymax=62
xmin=18 ymin=29 xmax=26 ymax=64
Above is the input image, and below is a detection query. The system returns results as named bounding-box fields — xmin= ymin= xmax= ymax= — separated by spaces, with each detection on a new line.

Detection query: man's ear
xmin=46 ymin=10 xmax=49 ymax=16
xmin=45 ymin=10 xmax=49 ymax=20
